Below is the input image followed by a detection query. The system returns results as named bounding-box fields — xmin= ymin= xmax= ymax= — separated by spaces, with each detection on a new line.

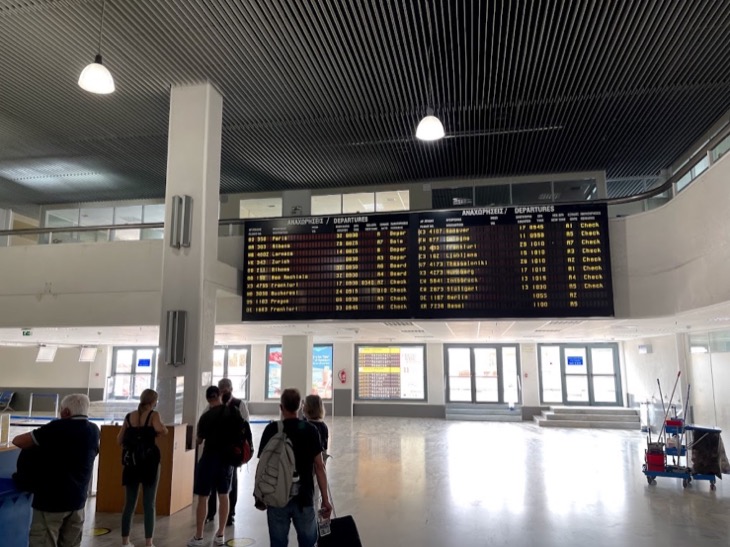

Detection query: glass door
xmin=539 ymin=344 xmax=622 ymax=406
xmin=446 ymin=345 xmax=521 ymax=404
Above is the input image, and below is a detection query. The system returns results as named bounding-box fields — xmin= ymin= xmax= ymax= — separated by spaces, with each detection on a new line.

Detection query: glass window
xmin=265 ymin=345 xmax=332 ymax=400
xmin=142 ymin=203 xmax=165 ymax=240
xmin=512 ymin=181 xmax=552 ymax=204
xmin=553 ymin=179 xmax=597 ymax=202
xmin=342 ymin=193 xmax=375 ymax=214
xmin=45 ymin=209 xmax=79 ymax=228
xmin=675 ymin=171 xmax=692 ymax=193
xmin=375 ymin=190 xmax=409 ymax=212
xmin=539 ymin=345 xmax=563 ymax=403
xmin=240 ymin=198 xmax=282 ymax=218
xmin=446 ymin=347 xmax=472 ymax=402
xmin=110 ymin=347 xmax=158 ymax=401
xmin=691 ymin=156 xmax=709 ymax=179
xmin=311 ymin=195 xmax=342 ymax=215
xmin=113 ymin=205 xmax=143 ymax=241
xmin=711 ymin=134 xmax=730 ymax=162
xmin=475 ymin=185 xmax=510 ymax=206
xmin=115 ymin=206 xmax=143 ymax=224
xmin=211 ymin=346 xmax=251 ymax=400
xmin=355 ymin=345 xmax=426 ymax=401
xmin=432 ymin=186 xmax=473 ymax=208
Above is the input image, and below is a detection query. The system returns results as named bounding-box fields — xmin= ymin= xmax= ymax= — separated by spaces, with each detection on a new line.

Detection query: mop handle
xmin=659 ymin=371 xmax=681 ymax=443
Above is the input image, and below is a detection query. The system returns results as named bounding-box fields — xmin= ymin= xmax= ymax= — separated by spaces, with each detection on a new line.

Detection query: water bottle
xmin=318 ymin=509 xmax=331 ymax=536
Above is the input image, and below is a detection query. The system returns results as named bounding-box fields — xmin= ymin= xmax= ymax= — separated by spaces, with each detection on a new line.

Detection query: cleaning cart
xmin=642 ymin=372 xmax=721 ymax=491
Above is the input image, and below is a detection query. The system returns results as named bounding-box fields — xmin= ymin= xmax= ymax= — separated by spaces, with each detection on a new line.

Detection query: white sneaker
xmin=187 ymin=537 xmax=205 ymax=547
xmin=214 ymin=534 xmax=226 ymax=546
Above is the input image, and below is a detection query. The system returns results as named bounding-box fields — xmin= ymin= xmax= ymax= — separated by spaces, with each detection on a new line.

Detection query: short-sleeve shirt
xmin=197 ymin=404 xmax=245 ymax=457
xmin=258 ymin=418 xmax=322 ymax=506
xmin=30 ymin=416 xmax=100 ymax=512
xmin=308 ymin=420 xmax=329 ymax=452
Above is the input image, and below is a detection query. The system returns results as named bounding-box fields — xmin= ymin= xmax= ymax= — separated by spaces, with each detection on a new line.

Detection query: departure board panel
xmin=242 ymin=204 xmax=613 ymax=320
xmin=356 ymin=345 xmax=426 ymax=400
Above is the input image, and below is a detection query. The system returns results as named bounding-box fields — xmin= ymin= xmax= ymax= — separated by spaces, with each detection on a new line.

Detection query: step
xmin=549 ymin=406 xmax=638 ymax=416
xmin=446 ymin=413 xmax=523 ymax=422
xmin=534 ymin=417 xmax=639 ymax=429
xmin=543 ymin=412 xmax=639 ymax=422
xmin=446 ymin=407 xmax=522 ymax=416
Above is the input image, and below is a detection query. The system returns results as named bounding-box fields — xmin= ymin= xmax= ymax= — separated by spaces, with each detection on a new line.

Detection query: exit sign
xmin=22 ymin=329 xmax=32 ymax=336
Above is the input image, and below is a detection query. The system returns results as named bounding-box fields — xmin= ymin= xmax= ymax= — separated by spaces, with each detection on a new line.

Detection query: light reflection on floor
xmin=7 ymin=416 xmax=730 ymax=546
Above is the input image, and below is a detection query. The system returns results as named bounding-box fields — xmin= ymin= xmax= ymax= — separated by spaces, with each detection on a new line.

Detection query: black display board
xmin=242 ymin=204 xmax=613 ymax=320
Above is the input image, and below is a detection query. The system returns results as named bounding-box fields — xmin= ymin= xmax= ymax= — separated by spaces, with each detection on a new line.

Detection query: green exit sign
xmin=22 ymin=329 xmax=32 ymax=336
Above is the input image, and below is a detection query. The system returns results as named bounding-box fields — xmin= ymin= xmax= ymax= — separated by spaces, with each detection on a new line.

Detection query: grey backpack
xmin=254 ymin=421 xmax=296 ymax=508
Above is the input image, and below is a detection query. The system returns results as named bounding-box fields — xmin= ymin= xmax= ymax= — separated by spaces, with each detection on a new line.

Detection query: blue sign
xmin=138 ymin=358 xmax=151 ymax=367
xmin=567 ymin=356 xmax=584 ymax=366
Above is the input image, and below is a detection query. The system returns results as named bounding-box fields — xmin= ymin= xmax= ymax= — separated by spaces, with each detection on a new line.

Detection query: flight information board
xmin=242 ymin=204 xmax=613 ymax=320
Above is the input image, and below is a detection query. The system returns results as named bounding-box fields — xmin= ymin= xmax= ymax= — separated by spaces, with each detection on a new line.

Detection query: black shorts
xmin=193 ymin=453 xmax=233 ymax=496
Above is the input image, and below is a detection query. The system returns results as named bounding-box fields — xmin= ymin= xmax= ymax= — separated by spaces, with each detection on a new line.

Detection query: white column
xmin=156 ymin=83 xmax=223 ymax=426
xmin=281 ymin=335 xmax=313 ymax=398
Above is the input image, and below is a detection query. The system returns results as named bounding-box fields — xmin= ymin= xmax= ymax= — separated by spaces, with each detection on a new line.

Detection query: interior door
xmin=447 ymin=346 xmax=521 ymax=404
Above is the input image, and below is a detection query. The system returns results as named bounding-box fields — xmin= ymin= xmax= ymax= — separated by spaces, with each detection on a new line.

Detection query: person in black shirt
xmin=302 ymin=394 xmax=329 ymax=459
xmin=12 ymin=393 xmax=100 ymax=547
xmin=258 ymin=388 xmax=332 ymax=547
xmin=206 ymin=377 xmax=252 ymax=526
xmin=189 ymin=386 xmax=246 ymax=547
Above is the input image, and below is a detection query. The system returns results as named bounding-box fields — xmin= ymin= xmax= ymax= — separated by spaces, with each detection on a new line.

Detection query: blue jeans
xmin=267 ymin=499 xmax=317 ymax=547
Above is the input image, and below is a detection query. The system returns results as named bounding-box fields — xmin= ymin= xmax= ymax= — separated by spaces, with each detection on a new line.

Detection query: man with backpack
xmin=254 ymin=388 xmax=332 ymax=547
xmin=188 ymin=386 xmax=247 ymax=547
xmin=206 ymin=377 xmax=252 ymax=526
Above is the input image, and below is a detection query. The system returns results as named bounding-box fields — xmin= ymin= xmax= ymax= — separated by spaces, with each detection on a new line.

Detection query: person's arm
xmin=238 ymin=400 xmax=250 ymax=422
xmin=116 ymin=420 xmax=127 ymax=446
xmin=12 ymin=432 xmax=34 ymax=450
xmin=196 ymin=413 xmax=205 ymax=446
xmin=313 ymin=452 xmax=332 ymax=518
xmin=152 ymin=411 xmax=168 ymax=436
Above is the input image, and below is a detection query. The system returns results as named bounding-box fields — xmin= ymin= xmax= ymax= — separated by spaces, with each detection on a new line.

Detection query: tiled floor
xmin=17 ymin=417 xmax=730 ymax=546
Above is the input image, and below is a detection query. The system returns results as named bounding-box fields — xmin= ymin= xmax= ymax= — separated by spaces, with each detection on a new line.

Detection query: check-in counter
xmin=96 ymin=423 xmax=195 ymax=515
xmin=0 ymin=445 xmax=32 ymax=547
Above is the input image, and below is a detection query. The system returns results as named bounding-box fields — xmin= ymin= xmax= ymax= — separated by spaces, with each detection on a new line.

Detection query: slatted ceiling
xmin=0 ymin=1 xmax=728 ymax=204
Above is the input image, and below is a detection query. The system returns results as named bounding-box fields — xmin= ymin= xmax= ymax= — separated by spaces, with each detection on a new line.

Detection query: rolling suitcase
xmin=317 ymin=514 xmax=362 ymax=547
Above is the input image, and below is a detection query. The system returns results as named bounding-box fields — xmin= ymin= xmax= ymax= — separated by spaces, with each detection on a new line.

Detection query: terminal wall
xmin=611 ymin=153 xmax=730 ymax=318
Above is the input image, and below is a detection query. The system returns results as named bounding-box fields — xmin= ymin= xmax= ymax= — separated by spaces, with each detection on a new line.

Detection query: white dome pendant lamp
xmin=416 ymin=108 xmax=445 ymax=141
xmin=78 ymin=0 xmax=115 ymax=94
xmin=415 ymin=13 xmax=444 ymax=141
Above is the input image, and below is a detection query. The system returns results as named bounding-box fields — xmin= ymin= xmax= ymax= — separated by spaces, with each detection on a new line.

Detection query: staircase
xmin=534 ymin=406 xmax=640 ymax=429
xmin=445 ymin=403 xmax=523 ymax=422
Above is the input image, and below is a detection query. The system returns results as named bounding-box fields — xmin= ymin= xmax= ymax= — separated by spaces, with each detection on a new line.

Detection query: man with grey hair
xmin=13 ymin=393 xmax=100 ymax=547
xmin=206 ymin=377 xmax=251 ymax=526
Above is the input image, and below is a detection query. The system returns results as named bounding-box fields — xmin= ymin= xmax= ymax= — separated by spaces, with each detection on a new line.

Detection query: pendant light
xmin=78 ymin=0 xmax=115 ymax=94
xmin=415 ymin=9 xmax=444 ymax=141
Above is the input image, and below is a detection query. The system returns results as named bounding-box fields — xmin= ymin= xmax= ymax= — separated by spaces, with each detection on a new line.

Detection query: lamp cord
xmin=97 ymin=0 xmax=107 ymax=55
xmin=425 ymin=4 xmax=435 ymax=110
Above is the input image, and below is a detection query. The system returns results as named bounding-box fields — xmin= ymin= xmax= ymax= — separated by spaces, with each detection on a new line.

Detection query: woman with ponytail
xmin=117 ymin=389 xmax=168 ymax=547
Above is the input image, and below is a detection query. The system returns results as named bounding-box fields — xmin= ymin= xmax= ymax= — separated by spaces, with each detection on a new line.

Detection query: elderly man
xmin=12 ymin=393 xmax=100 ymax=547
xmin=207 ymin=377 xmax=251 ymax=526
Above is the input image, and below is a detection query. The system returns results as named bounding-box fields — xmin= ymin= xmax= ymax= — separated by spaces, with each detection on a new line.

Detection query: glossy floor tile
xmin=21 ymin=417 xmax=730 ymax=546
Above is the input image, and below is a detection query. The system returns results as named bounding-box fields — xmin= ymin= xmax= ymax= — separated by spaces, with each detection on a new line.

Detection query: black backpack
xmin=122 ymin=411 xmax=156 ymax=468
xmin=220 ymin=404 xmax=253 ymax=467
